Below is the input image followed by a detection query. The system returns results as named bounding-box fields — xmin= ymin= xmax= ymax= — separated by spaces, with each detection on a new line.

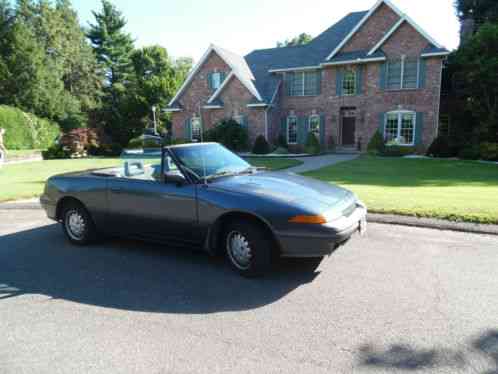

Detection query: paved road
xmin=1 ymin=207 xmax=497 ymax=374
xmin=285 ymin=154 xmax=359 ymax=173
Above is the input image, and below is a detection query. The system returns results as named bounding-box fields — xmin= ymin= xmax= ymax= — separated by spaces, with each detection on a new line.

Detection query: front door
xmin=342 ymin=116 xmax=356 ymax=146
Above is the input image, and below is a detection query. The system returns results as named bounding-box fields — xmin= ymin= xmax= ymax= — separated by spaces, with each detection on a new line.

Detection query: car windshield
xmin=171 ymin=143 xmax=251 ymax=179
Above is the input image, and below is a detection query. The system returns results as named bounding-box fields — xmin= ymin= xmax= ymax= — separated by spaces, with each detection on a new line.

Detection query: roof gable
xmin=168 ymin=44 xmax=261 ymax=107
xmin=326 ymin=0 xmax=444 ymax=60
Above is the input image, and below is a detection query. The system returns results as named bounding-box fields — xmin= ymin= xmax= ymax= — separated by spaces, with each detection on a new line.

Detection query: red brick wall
xmin=341 ymin=3 xmax=400 ymax=53
xmin=171 ymin=51 xmax=265 ymax=145
xmin=171 ymin=51 xmax=230 ymax=139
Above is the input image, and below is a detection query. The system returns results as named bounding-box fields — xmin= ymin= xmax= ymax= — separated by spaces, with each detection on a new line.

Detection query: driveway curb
xmin=368 ymin=213 xmax=498 ymax=236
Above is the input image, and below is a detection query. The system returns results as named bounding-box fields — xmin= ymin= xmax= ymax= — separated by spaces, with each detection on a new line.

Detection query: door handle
xmin=110 ymin=187 xmax=123 ymax=193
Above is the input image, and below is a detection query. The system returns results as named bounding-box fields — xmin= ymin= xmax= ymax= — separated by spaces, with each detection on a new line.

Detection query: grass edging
xmin=368 ymin=212 xmax=498 ymax=236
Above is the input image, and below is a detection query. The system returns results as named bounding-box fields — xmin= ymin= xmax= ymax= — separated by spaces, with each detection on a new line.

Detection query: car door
xmin=106 ymin=156 xmax=201 ymax=247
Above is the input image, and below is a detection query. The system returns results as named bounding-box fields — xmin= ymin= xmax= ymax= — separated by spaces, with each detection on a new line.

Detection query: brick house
xmin=165 ymin=0 xmax=449 ymax=152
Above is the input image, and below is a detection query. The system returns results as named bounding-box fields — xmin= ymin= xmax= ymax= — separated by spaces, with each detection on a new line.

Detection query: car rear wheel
xmin=224 ymin=221 xmax=273 ymax=277
xmin=61 ymin=202 xmax=97 ymax=245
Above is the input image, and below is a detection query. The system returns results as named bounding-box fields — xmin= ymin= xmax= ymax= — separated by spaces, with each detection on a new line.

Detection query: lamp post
xmin=151 ymin=105 xmax=157 ymax=135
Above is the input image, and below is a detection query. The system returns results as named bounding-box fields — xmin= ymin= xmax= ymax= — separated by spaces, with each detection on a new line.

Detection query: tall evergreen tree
xmin=87 ymin=0 xmax=135 ymax=144
xmin=455 ymin=0 xmax=498 ymax=29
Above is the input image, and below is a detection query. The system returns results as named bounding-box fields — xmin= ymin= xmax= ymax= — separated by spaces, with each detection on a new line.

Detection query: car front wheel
xmin=224 ymin=221 xmax=273 ymax=277
xmin=62 ymin=202 xmax=97 ymax=245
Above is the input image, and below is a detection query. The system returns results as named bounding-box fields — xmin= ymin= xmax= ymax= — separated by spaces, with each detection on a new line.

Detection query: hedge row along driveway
xmin=304 ymin=156 xmax=498 ymax=225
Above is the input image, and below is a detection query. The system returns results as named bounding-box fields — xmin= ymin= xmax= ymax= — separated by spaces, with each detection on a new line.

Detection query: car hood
xmin=211 ymin=171 xmax=354 ymax=212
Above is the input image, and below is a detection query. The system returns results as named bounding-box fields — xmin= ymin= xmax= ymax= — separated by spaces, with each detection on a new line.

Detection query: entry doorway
xmin=341 ymin=108 xmax=357 ymax=147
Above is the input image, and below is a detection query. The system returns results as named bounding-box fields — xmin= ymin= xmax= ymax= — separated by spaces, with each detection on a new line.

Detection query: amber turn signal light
xmin=288 ymin=215 xmax=327 ymax=224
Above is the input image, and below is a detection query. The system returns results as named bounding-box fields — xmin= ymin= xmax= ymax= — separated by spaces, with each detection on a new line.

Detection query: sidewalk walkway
xmin=285 ymin=154 xmax=358 ymax=173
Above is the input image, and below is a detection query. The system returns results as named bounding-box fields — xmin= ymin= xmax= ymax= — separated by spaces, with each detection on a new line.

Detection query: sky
xmin=72 ymin=0 xmax=461 ymax=62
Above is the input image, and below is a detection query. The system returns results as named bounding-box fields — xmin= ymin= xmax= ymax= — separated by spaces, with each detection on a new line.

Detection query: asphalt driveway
xmin=1 ymin=206 xmax=498 ymax=373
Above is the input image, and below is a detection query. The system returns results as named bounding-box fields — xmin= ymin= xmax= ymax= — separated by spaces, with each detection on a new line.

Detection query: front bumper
xmin=276 ymin=205 xmax=367 ymax=258
xmin=40 ymin=195 xmax=57 ymax=220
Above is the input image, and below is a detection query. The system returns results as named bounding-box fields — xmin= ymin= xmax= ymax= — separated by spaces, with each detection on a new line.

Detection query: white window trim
xmin=384 ymin=110 xmax=416 ymax=146
xmin=287 ymin=115 xmax=298 ymax=145
xmin=309 ymin=114 xmax=321 ymax=139
xmin=233 ymin=114 xmax=244 ymax=125
xmin=211 ymin=72 xmax=222 ymax=90
xmin=290 ymin=71 xmax=319 ymax=97
xmin=191 ymin=117 xmax=202 ymax=142
xmin=342 ymin=69 xmax=357 ymax=96
xmin=386 ymin=58 xmax=421 ymax=91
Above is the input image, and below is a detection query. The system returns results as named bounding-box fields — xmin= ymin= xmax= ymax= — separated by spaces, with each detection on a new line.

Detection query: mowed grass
xmin=0 ymin=158 xmax=122 ymax=202
xmin=0 ymin=156 xmax=302 ymax=202
xmin=6 ymin=149 xmax=42 ymax=160
xmin=304 ymin=156 xmax=498 ymax=224
xmin=244 ymin=157 xmax=303 ymax=171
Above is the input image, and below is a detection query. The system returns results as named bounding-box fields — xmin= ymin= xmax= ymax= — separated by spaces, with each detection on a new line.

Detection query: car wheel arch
xmin=207 ymin=211 xmax=282 ymax=257
xmin=56 ymin=196 xmax=90 ymax=222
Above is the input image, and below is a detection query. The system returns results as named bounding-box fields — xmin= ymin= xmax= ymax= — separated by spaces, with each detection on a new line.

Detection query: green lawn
xmin=244 ymin=157 xmax=303 ymax=171
xmin=6 ymin=149 xmax=42 ymax=160
xmin=304 ymin=156 xmax=498 ymax=224
xmin=0 ymin=157 xmax=302 ymax=202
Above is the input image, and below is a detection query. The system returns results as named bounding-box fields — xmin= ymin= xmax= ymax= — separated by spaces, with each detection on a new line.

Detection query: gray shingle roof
xmin=244 ymin=11 xmax=368 ymax=102
xmin=422 ymin=45 xmax=450 ymax=55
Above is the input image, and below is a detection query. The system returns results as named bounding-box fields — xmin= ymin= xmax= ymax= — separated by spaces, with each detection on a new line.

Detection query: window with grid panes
xmin=403 ymin=58 xmax=418 ymax=89
xmin=387 ymin=60 xmax=402 ymax=89
xmin=191 ymin=117 xmax=202 ymax=142
xmin=289 ymin=71 xmax=320 ymax=96
xmin=287 ymin=116 xmax=298 ymax=144
xmin=309 ymin=115 xmax=320 ymax=140
xmin=342 ymin=69 xmax=356 ymax=96
xmin=384 ymin=111 xmax=416 ymax=146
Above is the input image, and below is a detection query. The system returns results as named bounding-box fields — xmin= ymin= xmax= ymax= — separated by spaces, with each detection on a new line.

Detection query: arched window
xmin=385 ymin=110 xmax=416 ymax=146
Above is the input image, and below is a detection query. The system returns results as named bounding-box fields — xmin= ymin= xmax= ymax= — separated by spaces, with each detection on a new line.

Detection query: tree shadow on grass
xmin=357 ymin=329 xmax=498 ymax=373
xmin=0 ymin=223 xmax=321 ymax=314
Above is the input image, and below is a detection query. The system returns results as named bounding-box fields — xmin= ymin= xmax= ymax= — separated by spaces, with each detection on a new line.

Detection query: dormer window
xmin=209 ymin=71 xmax=226 ymax=91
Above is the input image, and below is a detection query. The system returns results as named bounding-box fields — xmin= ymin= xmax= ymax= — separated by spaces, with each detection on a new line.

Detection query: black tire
xmin=223 ymin=220 xmax=274 ymax=278
xmin=61 ymin=201 xmax=98 ymax=245
xmin=301 ymin=257 xmax=324 ymax=272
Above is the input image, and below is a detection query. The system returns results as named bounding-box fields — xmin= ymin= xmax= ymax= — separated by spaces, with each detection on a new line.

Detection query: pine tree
xmin=87 ymin=0 xmax=135 ymax=144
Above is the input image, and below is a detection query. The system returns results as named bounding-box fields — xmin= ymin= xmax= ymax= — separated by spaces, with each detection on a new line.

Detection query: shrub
xmin=328 ymin=135 xmax=336 ymax=152
xmin=480 ymin=142 xmax=498 ymax=161
xmin=0 ymin=105 xmax=60 ymax=150
xmin=458 ymin=144 xmax=480 ymax=160
xmin=305 ymin=132 xmax=321 ymax=155
xmin=96 ymin=142 xmax=123 ymax=157
xmin=42 ymin=144 xmax=70 ymax=160
xmin=276 ymin=134 xmax=288 ymax=148
xmin=426 ymin=136 xmax=453 ymax=158
xmin=252 ymin=135 xmax=271 ymax=154
xmin=143 ymin=138 xmax=162 ymax=148
xmin=381 ymin=146 xmax=416 ymax=157
xmin=203 ymin=119 xmax=249 ymax=151
xmin=367 ymin=131 xmax=385 ymax=155
xmin=271 ymin=146 xmax=289 ymax=155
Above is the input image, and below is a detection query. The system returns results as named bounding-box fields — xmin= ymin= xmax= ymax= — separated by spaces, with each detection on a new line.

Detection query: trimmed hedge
xmin=252 ymin=135 xmax=271 ymax=154
xmin=0 ymin=105 xmax=60 ymax=150
xmin=305 ymin=132 xmax=321 ymax=155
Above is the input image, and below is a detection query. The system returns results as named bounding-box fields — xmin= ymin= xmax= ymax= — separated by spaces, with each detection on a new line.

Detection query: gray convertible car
xmin=41 ymin=143 xmax=367 ymax=277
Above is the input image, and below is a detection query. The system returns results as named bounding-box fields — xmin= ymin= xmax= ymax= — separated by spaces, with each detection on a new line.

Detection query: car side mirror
xmin=165 ymin=171 xmax=187 ymax=186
